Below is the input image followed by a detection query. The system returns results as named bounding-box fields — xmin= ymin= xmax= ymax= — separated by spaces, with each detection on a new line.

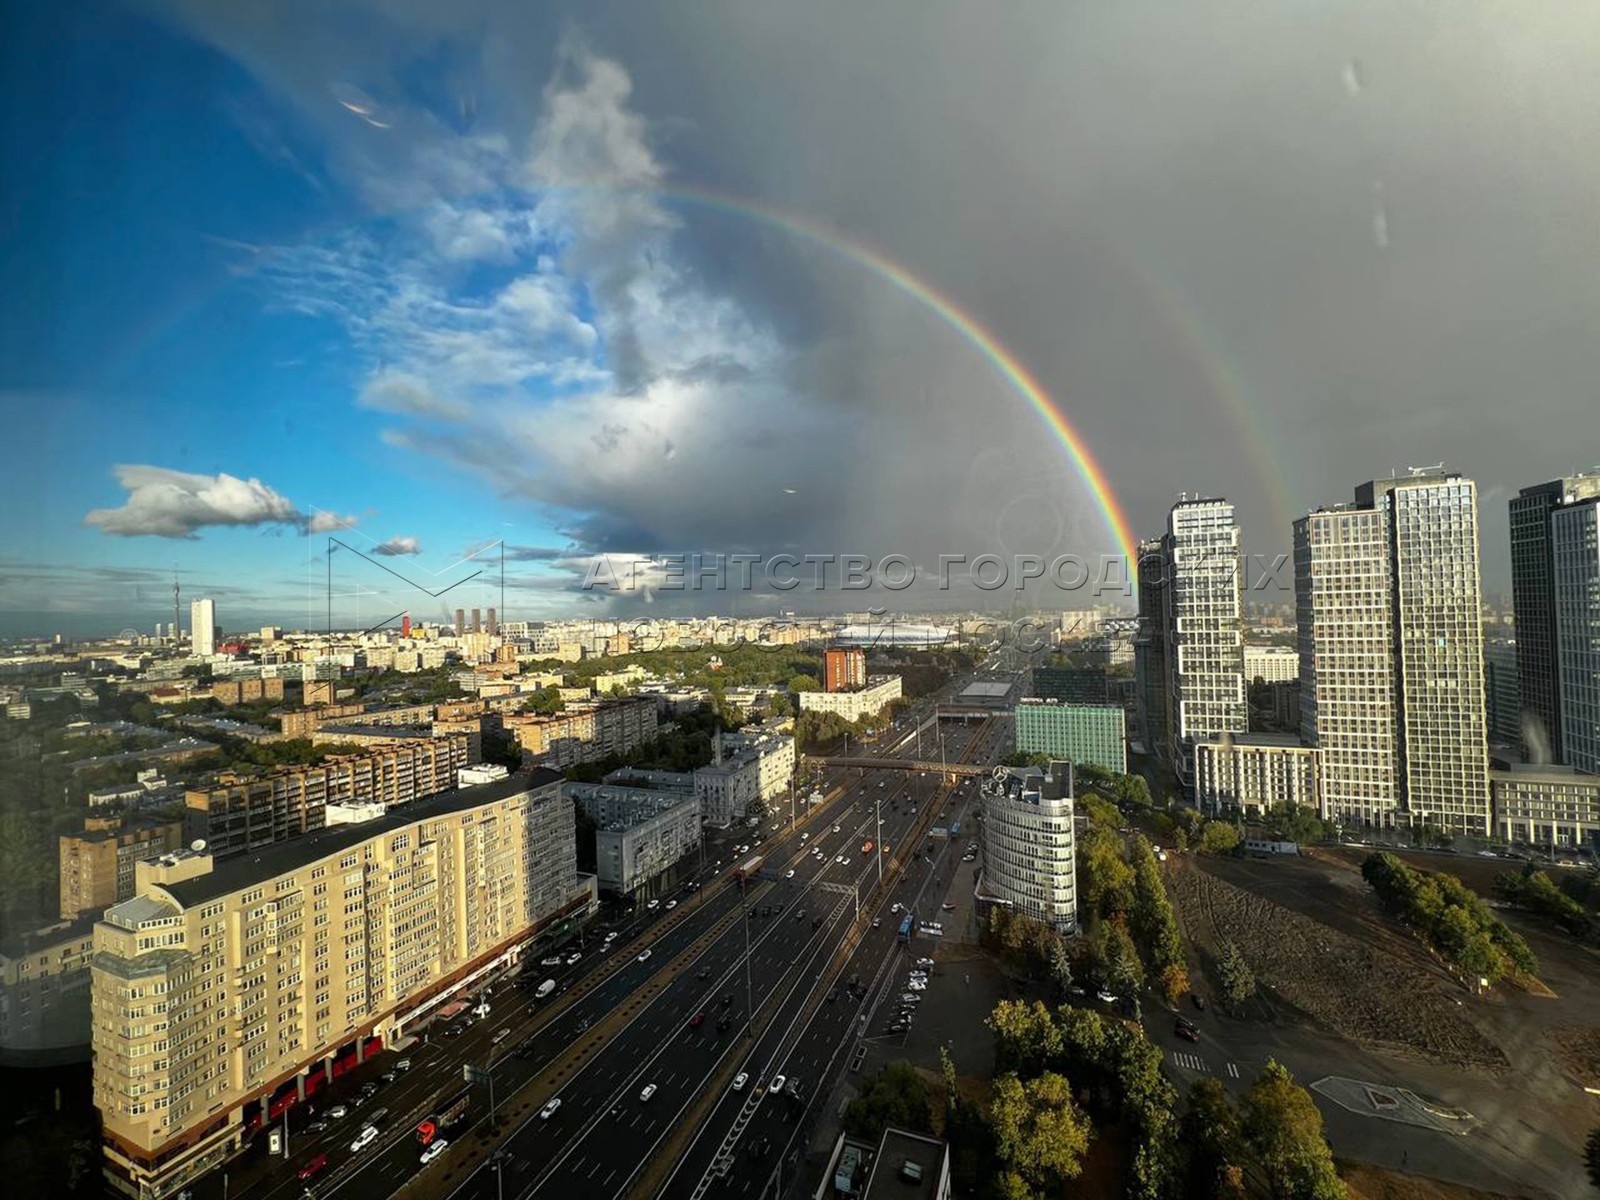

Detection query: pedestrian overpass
xmin=805 ymin=755 xmax=988 ymax=777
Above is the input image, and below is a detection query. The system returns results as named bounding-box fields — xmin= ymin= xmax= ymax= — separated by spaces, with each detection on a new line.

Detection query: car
xmin=493 ymin=1028 xmax=510 ymax=1044
xmin=835 ymin=854 xmax=845 ymax=864
xmin=886 ymin=1021 xmax=908 ymax=1033
xmin=717 ymin=1015 xmax=733 ymax=1032
xmin=666 ymin=899 xmax=678 ymax=910
xmin=720 ymin=994 xmax=734 ymax=1008
xmin=640 ymin=1083 xmax=658 ymax=1102
xmin=605 ymin=930 xmax=619 ymax=942
xmin=872 ymin=917 xmax=882 ymax=928
xmin=899 ymin=993 xmax=921 ymax=1003
xmin=637 ymin=949 xmax=652 ymax=962
xmin=908 ymin=972 xmax=928 ymax=983
xmin=748 ymin=1135 xmax=772 ymax=1160
xmin=328 ymin=1104 xmax=349 ymax=1119
xmin=1191 ymin=994 xmax=1207 ymax=1011
xmin=942 ymin=901 xmax=956 ymax=911
xmin=541 ymin=955 xmax=562 ymax=967
xmin=647 ymin=899 xmax=660 ymax=910
xmin=541 ymin=1098 xmax=562 ymax=1120
xmin=566 ymin=952 xmax=582 ymax=965
xmin=785 ymin=869 xmax=795 ymax=879
xmin=396 ymin=1058 xmax=411 ymax=1071
xmin=361 ymin=1082 xmax=380 ymax=1096
xmin=350 ymin=1125 xmax=379 ymax=1152
xmin=800 ymin=832 xmax=810 ymax=841
xmin=381 ymin=1070 xmax=398 ymax=1084
xmin=769 ymin=1075 xmax=787 ymax=1094
xmin=1096 ymin=990 xmax=1117 ymax=1004
xmin=308 ymin=1120 xmax=330 ymax=1133
xmin=419 ymin=1139 xmax=449 ymax=1166
xmin=891 ymin=902 xmax=904 ymax=914
xmin=1176 ymin=1022 xmax=1200 ymax=1043
xmin=690 ymin=1011 xmax=706 ymax=1028
xmin=297 ymin=1153 xmax=330 ymax=1182
xmin=473 ymin=1002 xmax=491 ymax=1017
xmin=841 ymin=857 xmax=851 ymax=866
xmin=915 ymin=957 xmax=934 ymax=968
xmin=833 ymin=825 xmax=841 ymax=833
xmin=908 ymin=979 xmax=927 ymax=991
xmin=733 ymin=1072 xmax=749 ymax=1091
xmin=697 ymin=966 xmax=712 ymax=980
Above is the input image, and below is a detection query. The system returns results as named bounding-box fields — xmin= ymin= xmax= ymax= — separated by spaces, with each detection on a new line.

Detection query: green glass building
xmin=1014 ymin=700 xmax=1126 ymax=775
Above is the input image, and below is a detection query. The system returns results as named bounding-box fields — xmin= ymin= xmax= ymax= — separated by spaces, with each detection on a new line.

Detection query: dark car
xmin=1175 ymin=1022 xmax=1200 ymax=1043
xmin=690 ymin=1012 xmax=706 ymax=1029
xmin=716 ymin=1015 xmax=732 ymax=1033
xmin=720 ymin=994 xmax=734 ymax=1008
xmin=697 ymin=967 xmax=711 ymax=980
xmin=1191 ymin=993 xmax=1207 ymax=1012
xmin=747 ymin=1136 xmax=772 ymax=1160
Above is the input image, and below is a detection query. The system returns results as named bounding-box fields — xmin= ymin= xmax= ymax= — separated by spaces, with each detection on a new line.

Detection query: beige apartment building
xmin=59 ymin=817 xmax=185 ymax=919
xmin=504 ymin=697 xmax=659 ymax=768
xmin=93 ymin=768 xmax=593 ymax=1199
xmin=209 ymin=677 xmax=285 ymax=706
xmin=185 ymin=733 xmax=472 ymax=857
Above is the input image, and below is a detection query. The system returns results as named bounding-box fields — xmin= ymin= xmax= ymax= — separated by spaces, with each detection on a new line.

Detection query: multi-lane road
xmin=195 ymin=678 xmax=1015 ymax=1200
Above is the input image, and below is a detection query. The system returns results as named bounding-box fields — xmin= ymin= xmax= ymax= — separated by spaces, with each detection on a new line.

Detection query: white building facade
xmin=977 ymin=762 xmax=1078 ymax=934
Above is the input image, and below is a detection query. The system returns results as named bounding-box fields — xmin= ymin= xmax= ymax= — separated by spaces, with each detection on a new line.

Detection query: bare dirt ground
xmin=1548 ymin=1026 xmax=1600 ymax=1091
xmin=1167 ymin=858 xmax=1507 ymax=1070
xmin=1341 ymin=1162 xmax=1529 ymax=1200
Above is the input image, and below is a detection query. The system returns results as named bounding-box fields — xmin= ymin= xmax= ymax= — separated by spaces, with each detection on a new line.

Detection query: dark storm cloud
xmin=140 ymin=0 xmax=1600 ymax=604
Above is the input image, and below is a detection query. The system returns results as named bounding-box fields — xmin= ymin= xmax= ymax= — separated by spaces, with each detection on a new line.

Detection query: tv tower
xmin=173 ymin=571 xmax=181 ymax=648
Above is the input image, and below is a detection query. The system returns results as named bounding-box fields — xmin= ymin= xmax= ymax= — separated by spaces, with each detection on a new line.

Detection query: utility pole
xmin=742 ymin=886 xmax=754 ymax=1039
xmin=875 ymin=795 xmax=883 ymax=888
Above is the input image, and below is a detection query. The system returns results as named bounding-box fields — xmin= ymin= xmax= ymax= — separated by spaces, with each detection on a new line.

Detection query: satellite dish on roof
xmin=190 ymin=839 xmax=207 ymax=853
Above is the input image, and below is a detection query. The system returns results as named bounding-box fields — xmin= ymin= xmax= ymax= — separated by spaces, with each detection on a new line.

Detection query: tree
xmin=1047 ymin=935 xmax=1074 ymax=999
xmin=1217 ymin=940 xmax=1256 ymax=1011
xmin=1102 ymin=918 xmax=1145 ymax=994
xmin=989 ymin=1072 xmax=1091 ymax=1193
xmin=1240 ymin=1060 xmax=1345 ymax=1199
xmin=1198 ymin=821 xmax=1242 ymax=855
xmin=787 ymin=674 xmax=819 ymax=693
xmin=520 ymin=686 xmax=564 ymax=715
xmin=1159 ymin=962 xmax=1191 ymax=1006
xmin=987 ymin=1000 xmax=1062 ymax=1078
xmin=1182 ymin=1078 xmax=1244 ymax=1199
xmin=842 ymin=1062 xmax=932 ymax=1141
xmin=1111 ymin=773 xmax=1153 ymax=810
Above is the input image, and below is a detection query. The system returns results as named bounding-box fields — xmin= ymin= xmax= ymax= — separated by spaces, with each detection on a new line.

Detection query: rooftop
xmin=162 ymin=767 xmax=563 ymax=908
xmin=862 ymin=1127 xmax=948 ymax=1200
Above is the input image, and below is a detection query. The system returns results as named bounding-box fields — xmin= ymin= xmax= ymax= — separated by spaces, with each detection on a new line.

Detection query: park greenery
xmin=1361 ymin=852 xmax=1538 ymax=984
xmin=1216 ymin=940 xmax=1257 ymax=1012
xmin=842 ymin=1061 xmax=933 ymax=1142
xmin=563 ymin=704 xmax=729 ymax=782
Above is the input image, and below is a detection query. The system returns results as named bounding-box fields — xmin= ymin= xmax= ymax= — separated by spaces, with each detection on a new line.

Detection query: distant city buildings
xmin=1550 ymin=491 xmax=1599 ymax=773
xmin=1013 ymin=699 xmax=1126 ymax=775
xmin=503 ymin=697 xmax=659 ymax=769
xmin=92 ymin=769 xmax=592 ymax=1199
xmin=1242 ymin=644 xmax=1299 ymax=684
xmin=977 ymin=762 xmax=1078 ymax=934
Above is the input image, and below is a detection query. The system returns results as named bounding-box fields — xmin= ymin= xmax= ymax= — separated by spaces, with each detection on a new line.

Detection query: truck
xmin=733 ymin=856 xmax=764 ymax=883
xmin=535 ymin=979 xmax=556 ymax=999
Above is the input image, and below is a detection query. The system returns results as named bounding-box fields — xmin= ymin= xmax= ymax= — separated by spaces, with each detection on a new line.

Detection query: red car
xmin=689 ymin=1012 xmax=706 ymax=1029
xmin=297 ymin=1153 xmax=330 ymax=1182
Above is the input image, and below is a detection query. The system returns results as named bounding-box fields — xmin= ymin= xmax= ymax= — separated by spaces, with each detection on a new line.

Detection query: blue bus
xmin=897 ymin=914 xmax=916 ymax=943
xmin=949 ymin=821 xmax=962 ymax=839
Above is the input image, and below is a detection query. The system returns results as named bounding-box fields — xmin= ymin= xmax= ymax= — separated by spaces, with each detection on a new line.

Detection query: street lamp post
xmin=742 ymin=886 xmax=754 ymax=1039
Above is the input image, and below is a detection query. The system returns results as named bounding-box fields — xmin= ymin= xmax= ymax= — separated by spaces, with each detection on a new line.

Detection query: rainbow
xmin=652 ymin=184 xmax=1141 ymax=565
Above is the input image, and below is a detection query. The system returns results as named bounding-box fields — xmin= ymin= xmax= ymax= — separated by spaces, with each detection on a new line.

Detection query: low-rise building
xmin=93 ymin=769 xmax=593 ymax=1199
xmin=1013 ymin=700 xmax=1127 ymax=775
xmin=567 ymin=781 xmax=701 ymax=896
xmin=59 ymin=817 xmax=185 ymax=919
xmin=1490 ymin=763 xmax=1600 ymax=849
xmin=977 ymin=762 xmax=1078 ymax=934
xmin=1192 ymin=734 xmax=1321 ymax=817
xmin=798 ymin=675 xmax=902 ymax=722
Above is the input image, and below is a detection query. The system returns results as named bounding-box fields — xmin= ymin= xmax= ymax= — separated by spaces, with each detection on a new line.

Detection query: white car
xmin=666 ymin=899 xmax=678 ymax=910
xmin=647 ymin=899 xmax=660 ymax=910
xmin=541 ymin=956 xmax=563 ymax=967
xmin=835 ymin=855 xmax=845 ymax=863
xmin=566 ymin=952 xmax=581 ymax=965
xmin=891 ymin=903 xmax=904 ymax=914
xmin=800 ymin=832 xmax=810 ymax=842
xmin=395 ymin=1058 xmax=412 ymax=1071
xmin=784 ymin=869 xmax=796 ymax=879
xmin=419 ymin=1139 xmax=449 ymax=1166
xmin=732 ymin=1072 xmax=749 ymax=1092
xmin=350 ymin=1125 xmax=378 ymax=1152
xmin=604 ymin=930 xmax=619 ymax=942
xmin=1096 ymin=990 xmax=1118 ymax=1004
xmin=328 ymin=1104 xmax=349 ymax=1119
xmin=640 ymin=1083 xmax=658 ymax=1102
xmin=769 ymin=1075 xmax=787 ymax=1094
xmin=540 ymin=1098 xmax=562 ymax=1120
xmin=908 ymin=979 xmax=927 ymax=991
xmin=841 ymin=857 xmax=851 ymax=866
xmin=833 ymin=825 xmax=841 ymax=833
xmin=638 ymin=949 xmax=652 ymax=962
xmin=473 ymin=1002 xmax=491 ymax=1017
xmin=914 ymin=957 xmax=934 ymax=969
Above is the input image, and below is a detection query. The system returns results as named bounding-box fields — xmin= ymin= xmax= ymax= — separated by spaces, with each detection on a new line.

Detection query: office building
xmin=1551 ymin=494 xmax=1600 ymax=773
xmin=1133 ymin=537 xmax=1169 ymax=757
xmin=184 ymin=733 xmax=473 ymax=856
xmin=1484 ymin=641 xmax=1521 ymax=747
xmin=1243 ymin=644 xmax=1300 ymax=684
xmin=798 ymin=675 xmax=902 ymax=722
xmin=567 ymin=781 xmax=702 ymax=896
xmin=1192 ymin=734 xmax=1320 ymax=817
xmin=93 ymin=769 xmax=592 ymax=1199
xmin=1013 ymin=700 xmax=1126 ymax=775
xmin=1 ymin=916 xmax=98 ymax=1065
xmin=1297 ymin=470 xmax=1490 ymax=835
xmin=1029 ymin=665 xmax=1109 ymax=705
xmin=189 ymin=599 xmax=216 ymax=658
xmin=59 ymin=817 xmax=185 ymax=920
xmin=824 ymin=646 xmax=867 ymax=693
xmin=1510 ymin=475 xmax=1600 ymax=761
xmin=976 ymin=761 xmax=1078 ymax=934
xmin=1489 ymin=763 xmax=1600 ymax=849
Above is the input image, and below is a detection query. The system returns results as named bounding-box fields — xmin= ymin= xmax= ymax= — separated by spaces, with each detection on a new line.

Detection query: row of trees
xmin=1361 ymin=853 xmax=1538 ymax=984
xmin=983 ymin=1000 xmax=1344 ymax=1199
xmin=979 ymin=908 xmax=1075 ymax=995
xmin=1493 ymin=864 xmax=1596 ymax=942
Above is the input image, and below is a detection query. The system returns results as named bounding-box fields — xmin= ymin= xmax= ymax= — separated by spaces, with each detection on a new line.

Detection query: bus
xmin=897 ymin=913 xmax=916 ymax=943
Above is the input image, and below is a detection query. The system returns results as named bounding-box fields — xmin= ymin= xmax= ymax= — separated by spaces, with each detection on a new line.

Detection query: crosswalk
xmin=1170 ymin=1050 xmax=1243 ymax=1079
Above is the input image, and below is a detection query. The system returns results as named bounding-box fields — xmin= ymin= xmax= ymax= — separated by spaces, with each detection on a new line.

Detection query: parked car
xmin=395 ymin=1058 xmax=411 ymax=1071
xmin=1191 ymin=994 xmax=1207 ymax=1012
xmin=566 ymin=952 xmax=581 ymax=965
xmin=785 ymin=869 xmax=795 ymax=879
xmin=666 ymin=899 xmax=678 ymax=910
